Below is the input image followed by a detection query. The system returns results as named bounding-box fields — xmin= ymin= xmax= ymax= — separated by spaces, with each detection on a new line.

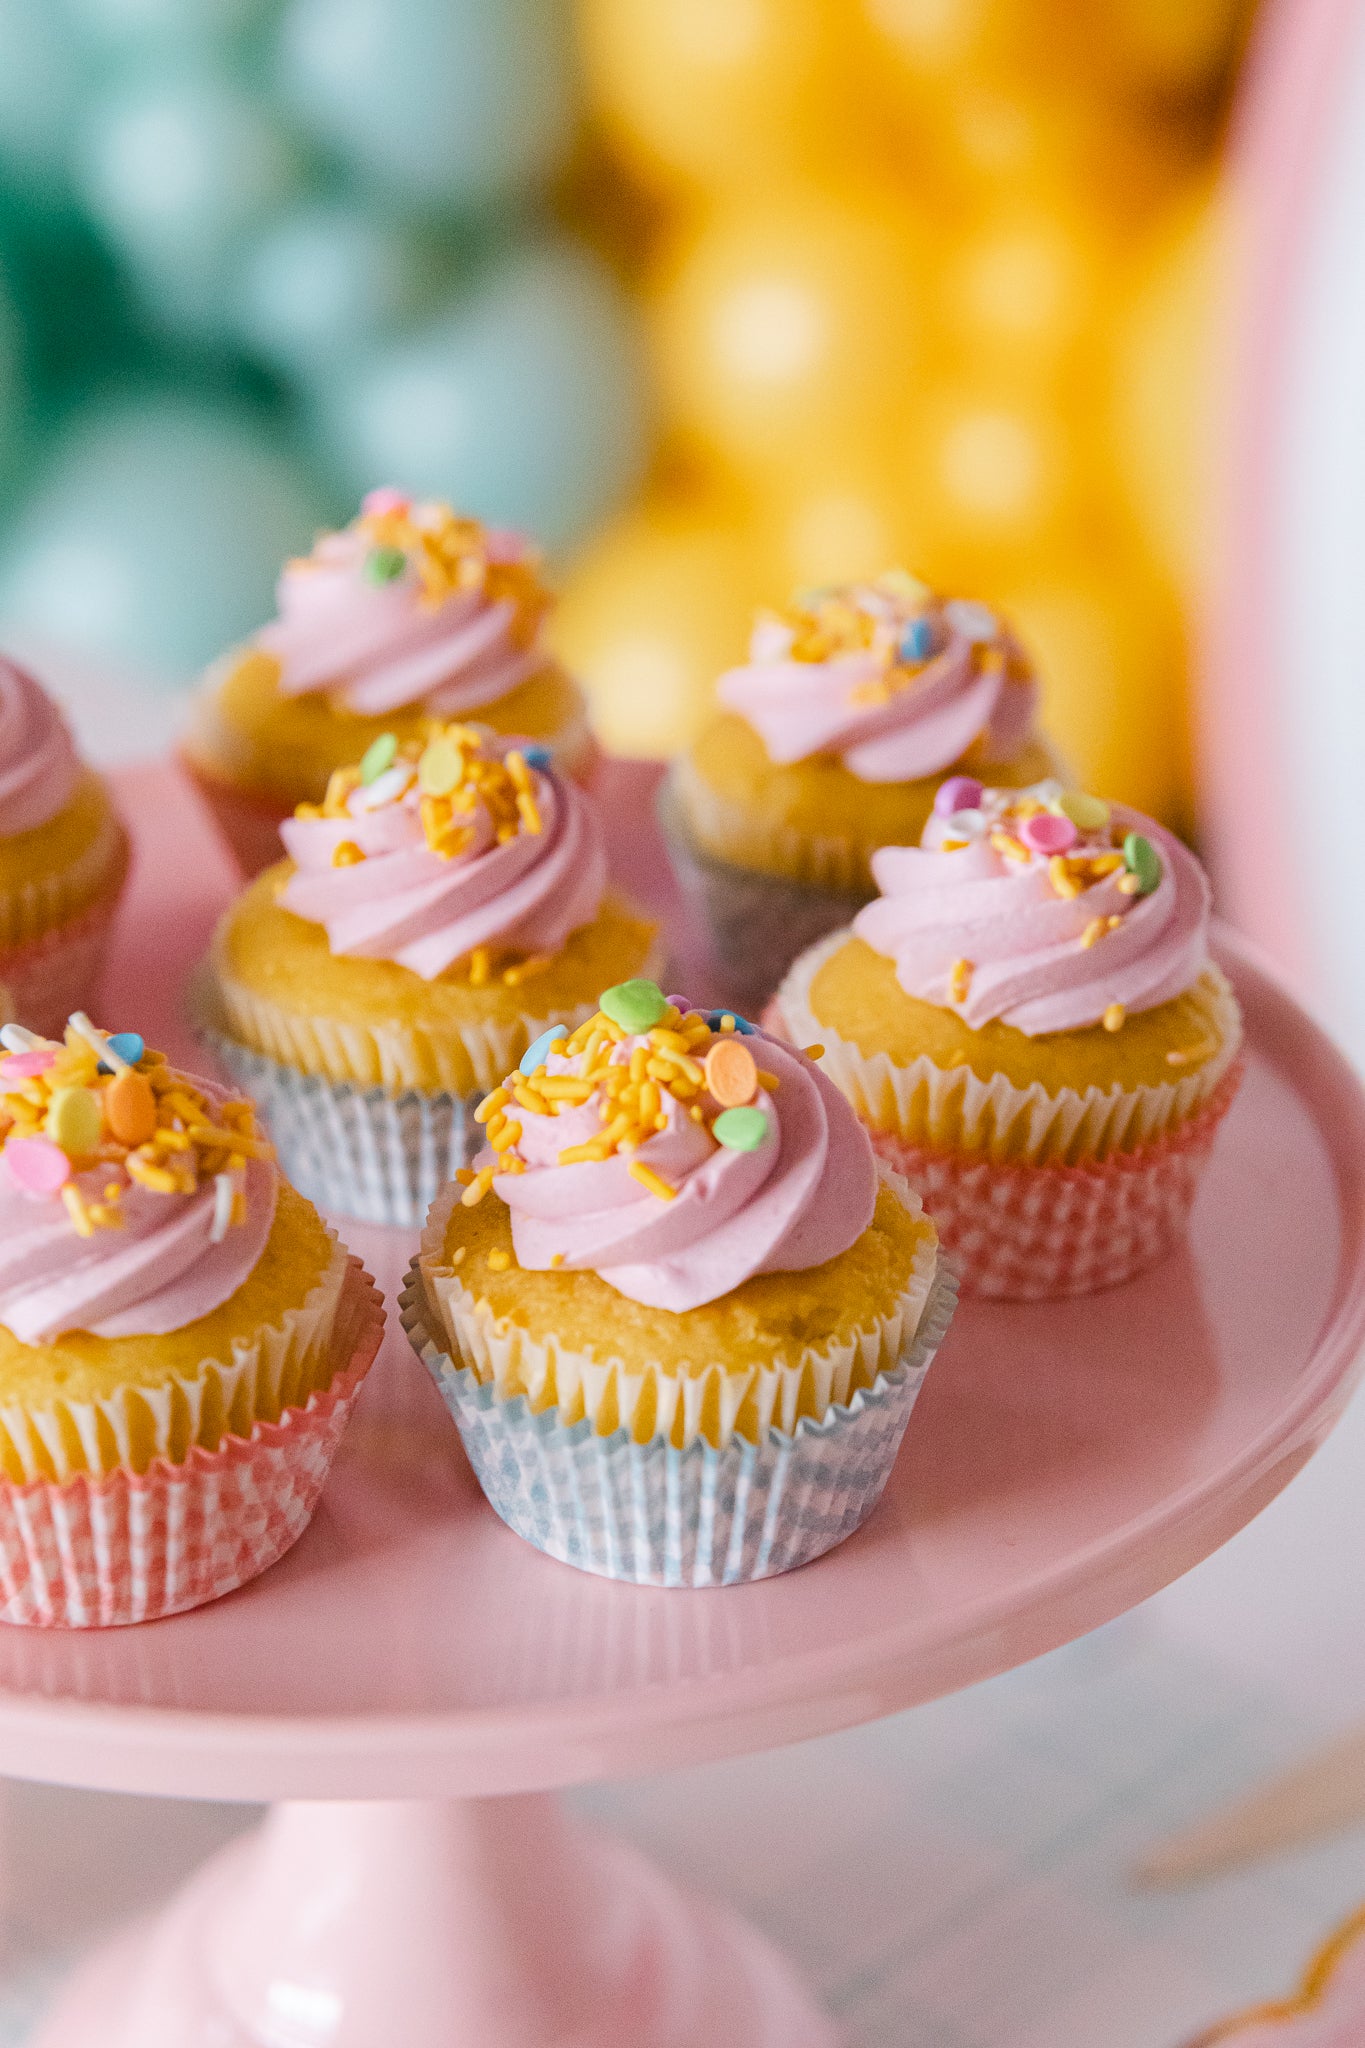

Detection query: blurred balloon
xmin=999 ymin=550 xmax=1190 ymax=822
xmin=0 ymin=396 xmax=331 ymax=676
xmin=1094 ymin=0 xmax=1251 ymax=106
xmin=76 ymin=65 xmax=303 ymax=330
xmin=314 ymin=238 xmax=648 ymax=554
xmin=277 ymin=0 xmax=576 ymax=210
xmin=652 ymin=188 xmax=926 ymax=486
xmin=553 ymin=493 xmax=767 ymax=756
xmin=578 ymin=0 xmax=853 ymax=193
xmin=1112 ymin=178 xmax=1225 ymax=602
xmin=0 ymin=0 xmax=85 ymax=192
xmin=753 ymin=460 xmax=912 ymax=594
xmin=938 ymin=194 xmax=1117 ymax=392
xmin=861 ymin=0 xmax=1083 ymax=91
xmin=0 ymin=258 xmax=23 ymax=492
xmin=235 ymin=201 xmax=456 ymax=377
xmin=69 ymin=0 xmax=275 ymax=45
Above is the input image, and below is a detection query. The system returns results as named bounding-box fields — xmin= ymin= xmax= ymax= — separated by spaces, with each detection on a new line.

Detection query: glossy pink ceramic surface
xmin=1 ymin=761 xmax=1361 ymax=1807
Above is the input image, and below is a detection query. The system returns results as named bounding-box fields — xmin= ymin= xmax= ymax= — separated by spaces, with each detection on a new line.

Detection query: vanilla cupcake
xmin=664 ymin=573 xmax=1062 ymax=1011
xmin=771 ymin=780 xmax=1243 ymax=1299
xmin=0 ymin=1013 xmax=382 ymax=1626
xmin=402 ymin=980 xmax=956 ymax=1586
xmin=0 ymin=658 xmax=129 ymax=1036
xmin=182 ymin=489 xmax=597 ymax=876
xmin=199 ymin=723 xmax=658 ymax=1226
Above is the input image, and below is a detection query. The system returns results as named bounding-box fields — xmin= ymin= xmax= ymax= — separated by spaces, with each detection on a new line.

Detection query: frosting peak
xmin=0 ymin=1015 xmax=275 ymax=1343
xmin=460 ymin=984 xmax=877 ymax=1312
xmin=279 ymin=722 xmax=606 ymax=981
xmin=256 ymin=490 xmax=552 ymax=718
xmin=853 ymin=781 xmax=1212 ymax=1035
xmin=716 ymin=573 xmax=1038 ymax=783
xmin=0 ymin=658 xmax=81 ymax=837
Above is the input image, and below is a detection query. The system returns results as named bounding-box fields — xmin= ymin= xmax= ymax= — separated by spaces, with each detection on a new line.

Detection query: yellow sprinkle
xmin=474 ymin=1088 xmax=509 ymax=1125
xmin=332 ymin=840 xmax=365 ymax=867
xmin=628 ymin=1160 xmax=677 ymax=1202
xmin=186 ymin=1124 xmax=272 ymax=1159
xmin=550 ymin=1251 xmax=564 ymax=1267
xmin=451 ymin=1245 xmax=467 ymax=1266
xmin=455 ymin=1167 xmax=476 ymax=1185
xmin=502 ymin=955 xmax=550 ymax=987
xmin=1080 ymin=918 xmax=1107 ymax=951
xmin=755 ymin=1069 xmax=780 ymax=1090
xmin=515 ymin=791 xmax=543 ymax=835
xmin=801 ymin=1043 xmax=825 ymax=1060
xmin=1117 ymin=872 xmax=1143 ymax=896
xmin=461 ymin=1167 xmax=495 ymax=1207
xmin=949 ymin=958 xmax=973 ymax=1003
xmin=990 ymin=832 xmax=1030 ymax=864
xmin=61 ymin=1183 xmax=94 ymax=1238
xmin=557 ymin=1140 xmax=611 ymax=1166
xmin=1102 ymin=1003 xmax=1126 ymax=1033
xmin=489 ymin=1121 xmax=522 ymax=1152
xmin=689 ymin=1104 xmax=705 ymax=1122
xmin=1088 ymin=852 xmax=1125 ymax=877
xmin=1049 ymin=854 xmax=1082 ymax=899
xmin=468 ymin=947 xmax=491 ymax=988
xmin=719 ymin=1014 xmax=737 ymax=1033
xmin=125 ymin=1155 xmax=178 ymax=1193
xmin=487 ymin=1249 xmax=511 ymax=1272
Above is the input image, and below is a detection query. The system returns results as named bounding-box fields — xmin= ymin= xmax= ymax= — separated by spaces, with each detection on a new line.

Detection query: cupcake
xmin=0 ymin=1012 xmax=383 ymax=1626
xmin=0 ymin=657 xmax=129 ymax=1037
xmin=401 ymin=979 xmax=956 ymax=1587
xmin=1183 ymin=1905 xmax=1365 ymax=2044
xmin=664 ymin=572 xmax=1062 ymax=1012
xmin=198 ymin=722 xmax=659 ymax=1226
xmin=181 ymin=488 xmax=598 ymax=877
xmin=770 ymin=779 xmax=1244 ymax=1299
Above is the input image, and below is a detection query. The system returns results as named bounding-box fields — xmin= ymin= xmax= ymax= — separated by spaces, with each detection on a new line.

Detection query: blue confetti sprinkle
xmin=899 ymin=616 xmax=934 ymax=663
xmin=705 ymin=1010 xmax=758 ymax=1036
xmin=519 ymin=1024 xmax=568 ymax=1075
xmin=101 ymin=1031 xmax=144 ymax=1071
xmin=520 ymin=744 xmax=553 ymax=770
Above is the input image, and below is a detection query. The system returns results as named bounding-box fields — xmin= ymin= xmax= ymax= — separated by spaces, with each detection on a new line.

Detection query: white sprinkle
xmin=0 ymin=1023 xmax=47 ymax=1053
xmin=1025 ymin=778 xmax=1066 ymax=806
xmin=350 ymin=763 xmax=414 ymax=812
xmin=946 ymin=807 xmax=987 ymax=839
xmin=68 ymin=1012 xmax=132 ymax=1073
xmin=944 ymin=598 xmax=998 ymax=643
xmin=209 ymin=1173 xmax=236 ymax=1244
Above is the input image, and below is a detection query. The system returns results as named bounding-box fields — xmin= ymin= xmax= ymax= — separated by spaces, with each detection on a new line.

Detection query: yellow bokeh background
xmin=556 ymin=0 xmax=1248 ymax=827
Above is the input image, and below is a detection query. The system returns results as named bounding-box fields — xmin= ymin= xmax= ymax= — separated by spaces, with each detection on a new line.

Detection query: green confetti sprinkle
xmin=713 ymin=1106 xmax=769 ymax=1152
xmin=359 ymin=732 xmax=399 ymax=784
xmin=365 ymin=545 xmax=407 ymax=585
xmin=600 ymin=979 xmax=667 ymax=1033
xmin=1123 ymin=832 xmax=1162 ymax=896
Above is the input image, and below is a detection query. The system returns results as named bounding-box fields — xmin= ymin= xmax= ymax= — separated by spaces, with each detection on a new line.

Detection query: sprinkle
xmin=704 ymin=1038 xmax=758 ymax=1108
xmin=1080 ymin=918 xmax=1107 ymax=950
xmin=898 ymin=616 xmax=935 ymax=664
xmin=990 ymin=832 xmax=1030 ymax=864
xmin=943 ymin=598 xmax=997 ymax=642
xmin=0 ymin=1050 xmax=55 ymax=1080
xmin=522 ymin=745 xmax=552 ymax=769
xmin=1058 ymin=790 xmax=1110 ymax=831
xmin=105 ymin=1070 xmax=157 ymax=1146
xmin=801 ymin=1044 xmax=825 ymax=1060
xmin=549 ymin=1250 xmax=564 ymax=1266
xmin=469 ymin=948 xmax=491 ymax=988
xmin=1167 ymin=1038 xmax=1217 ymax=1067
xmin=713 ymin=1106 xmax=769 ymax=1151
xmin=4 ymin=1136 xmax=70 ymax=1194
xmin=451 ymin=1245 xmax=466 ymax=1265
xmin=934 ymin=775 xmax=984 ymax=820
xmin=519 ymin=1026 xmax=567 ymax=1076
xmin=487 ymin=1249 xmax=511 ymax=1271
xmin=600 ymin=979 xmax=668 ymax=1033
xmin=46 ymin=1087 xmax=103 ymax=1157
xmin=0 ymin=1024 xmax=48 ymax=1054
xmin=455 ymin=1167 xmax=476 ymax=1183
xmin=1123 ymin=833 xmax=1162 ymax=896
xmin=461 ymin=1167 xmax=495 ymax=1207
xmin=61 ymin=1182 xmax=94 ymax=1238
xmin=1117 ymin=872 xmax=1142 ymax=896
xmin=1019 ymin=812 xmax=1078 ymax=856
xmin=359 ymin=732 xmax=398 ymax=785
xmin=628 ymin=1160 xmax=677 ymax=1201
xmin=419 ymin=737 xmax=465 ymax=797
xmin=68 ymin=1013 xmax=133 ymax=1074
xmin=364 ymin=545 xmax=407 ymax=585
xmin=1103 ymin=1003 xmax=1126 ymax=1033
xmin=332 ymin=840 xmax=365 ymax=867
xmin=949 ymin=958 xmax=974 ymax=1003
xmin=1049 ymin=855 xmax=1082 ymax=899
xmin=209 ymin=1173 xmax=236 ymax=1244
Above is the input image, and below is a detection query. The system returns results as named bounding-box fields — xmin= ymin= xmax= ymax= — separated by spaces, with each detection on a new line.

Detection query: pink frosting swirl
xmin=0 ymin=658 xmax=81 ymax=837
xmin=0 ymin=1082 xmax=276 ymax=1344
xmin=490 ymin=1029 xmax=877 ymax=1313
xmin=256 ymin=492 xmax=550 ymax=718
xmin=853 ymin=787 xmax=1211 ymax=1034
xmin=717 ymin=580 xmax=1037 ymax=783
xmin=279 ymin=736 xmax=606 ymax=981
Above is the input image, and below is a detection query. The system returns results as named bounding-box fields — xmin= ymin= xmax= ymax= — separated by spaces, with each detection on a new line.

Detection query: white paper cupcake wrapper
xmin=199 ymin=1023 xmax=480 ymax=1227
xmin=401 ymin=1197 xmax=957 ymax=1587
xmin=776 ymin=931 xmax=1245 ymax=1164
xmin=658 ymin=776 xmax=869 ymax=1017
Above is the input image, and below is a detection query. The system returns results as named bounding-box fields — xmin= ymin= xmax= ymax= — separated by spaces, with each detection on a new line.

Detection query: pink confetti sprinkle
xmin=5 ymin=1136 xmax=71 ymax=1195
xmin=1020 ymin=812 xmax=1079 ymax=856
xmin=0 ymin=1050 xmax=55 ymax=1079
xmin=935 ymin=775 xmax=984 ymax=819
xmin=361 ymin=486 xmax=409 ymax=518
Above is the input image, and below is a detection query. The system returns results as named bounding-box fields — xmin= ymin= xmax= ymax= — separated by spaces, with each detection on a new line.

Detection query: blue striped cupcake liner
xmin=400 ymin=1262 xmax=957 ymax=1587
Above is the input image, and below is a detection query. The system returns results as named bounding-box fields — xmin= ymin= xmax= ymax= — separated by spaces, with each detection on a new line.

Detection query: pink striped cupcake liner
xmin=0 ymin=1256 xmax=384 ymax=1628
xmin=867 ymin=1062 xmax=1244 ymax=1300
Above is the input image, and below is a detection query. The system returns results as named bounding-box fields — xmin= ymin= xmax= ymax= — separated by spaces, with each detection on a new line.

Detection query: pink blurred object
xmin=14 ymin=758 xmax=1365 ymax=2046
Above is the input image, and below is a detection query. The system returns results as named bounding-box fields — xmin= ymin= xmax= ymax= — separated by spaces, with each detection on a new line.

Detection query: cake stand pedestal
xmin=12 ymin=765 xmax=1365 ymax=2046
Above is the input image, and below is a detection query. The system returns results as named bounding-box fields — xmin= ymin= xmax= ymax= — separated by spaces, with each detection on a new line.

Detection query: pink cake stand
xmin=16 ymin=764 xmax=1365 ymax=2047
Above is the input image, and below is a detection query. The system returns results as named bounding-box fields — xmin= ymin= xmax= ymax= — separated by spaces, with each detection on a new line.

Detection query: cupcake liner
xmin=198 ymin=1020 xmax=484 ymax=1227
xmin=658 ymin=776 xmax=869 ymax=1016
xmin=868 ymin=1062 xmax=1243 ymax=1298
xmin=0 ymin=784 xmax=128 ymax=953
xmin=417 ymin=1167 xmax=941 ymax=1451
xmin=0 ymin=1234 xmax=353 ymax=1483
xmin=775 ymin=932 xmax=1244 ymax=1165
xmin=0 ymin=1253 xmax=383 ymax=1627
xmin=0 ymin=867 xmax=130 ymax=1040
xmin=401 ymin=1251 xmax=956 ymax=1587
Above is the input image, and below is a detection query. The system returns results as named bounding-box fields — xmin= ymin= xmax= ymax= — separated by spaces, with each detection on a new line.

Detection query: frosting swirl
xmin=256 ymin=489 xmax=552 ymax=718
xmin=0 ymin=1019 xmax=275 ymax=1343
xmin=716 ymin=574 xmax=1038 ymax=783
xmin=0 ymin=658 xmax=81 ymax=837
xmin=279 ymin=724 xmax=606 ymax=981
xmin=853 ymin=782 xmax=1211 ymax=1035
xmin=466 ymin=987 xmax=876 ymax=1312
